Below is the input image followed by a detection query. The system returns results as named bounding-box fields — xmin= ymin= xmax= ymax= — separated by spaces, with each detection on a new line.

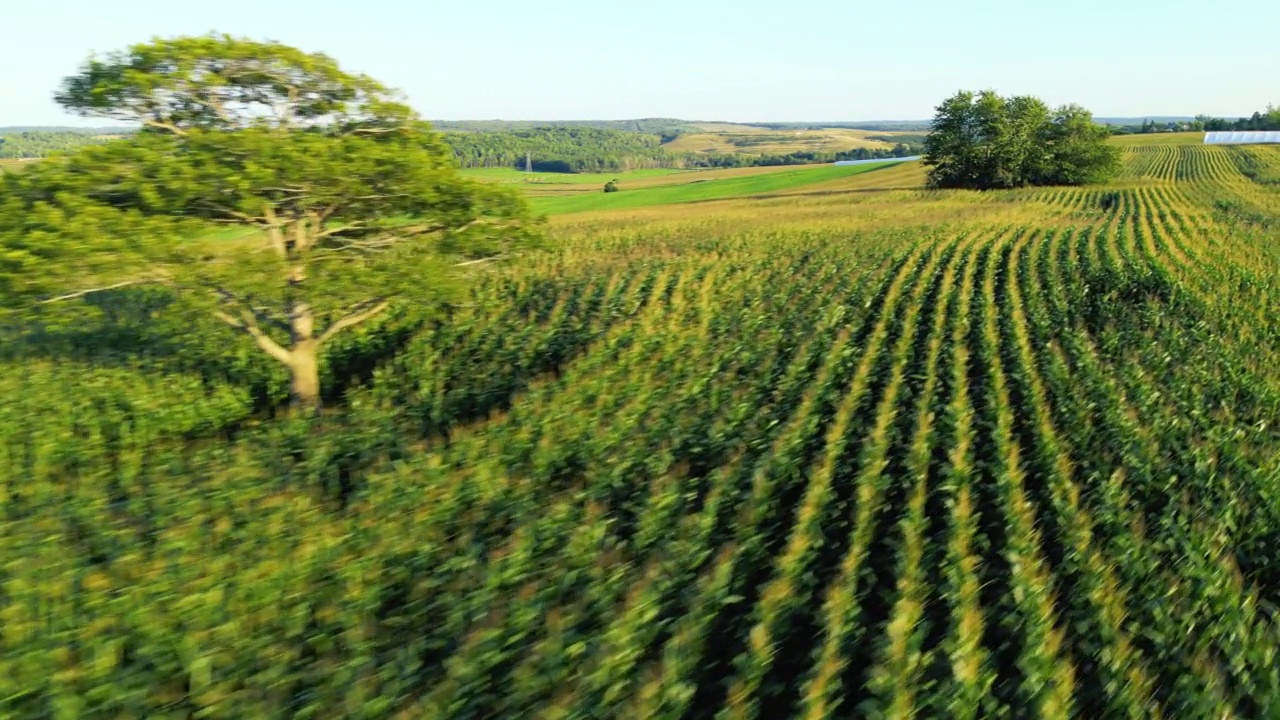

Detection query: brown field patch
xmin=664 ymin=126 xmax=904 ymax=156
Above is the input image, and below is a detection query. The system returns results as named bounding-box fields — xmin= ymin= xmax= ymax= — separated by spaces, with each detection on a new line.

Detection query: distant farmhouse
xmin=1204 ymin=131 xmax=1280 ymax=144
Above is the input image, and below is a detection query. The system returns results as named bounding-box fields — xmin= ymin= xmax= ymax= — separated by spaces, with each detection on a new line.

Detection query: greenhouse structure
xmin=1204 ymin=131 xmax=1280 ymax=144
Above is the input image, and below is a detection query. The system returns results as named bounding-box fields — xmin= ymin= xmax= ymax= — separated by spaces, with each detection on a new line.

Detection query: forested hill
xmin=442 ymin=127 xmax=673 ymax=172
xmin=0 ymin=126 xmax=131 ymax=134
xmin=0 ymin=129 xmax=123 ymax=158
xmin=431 ymin=118 xmax=701 ymax=136
xmin=442 ymin=126 xmax=924 ymax=172
xmin=4 ymin=123 xmax=920 ymax=172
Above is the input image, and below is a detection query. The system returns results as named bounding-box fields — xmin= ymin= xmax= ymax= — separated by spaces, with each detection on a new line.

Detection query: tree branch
xmin=312 ymin=218 xmax=506 ymax=257
xmin=350 ymin=192 xmax=415 ymax=201
xmin=316 ymin=200 xmax=346 ymax=225
xmin=207 ymin=284 xmax=289 ymax=333
xmin=322 ymin=222 xmax=453 ymax=253
xmin=141 ymin=118 xmax=189 ymax=136
xmin=454 ymin=254 xmax=509 ymax=267
xmin=312 ymin=222 xmax=368 ymax=241
xmin=203 ymin=88 xmax=235 ymax=123
xmin=259 ymin=186 xmax=311 ymax=195
xmin=40 ymin=280 xmax=155 ymax=303
xmin=332 ymin=237 xmax=412 ymax=252
xmin=451 ymin=218 xmax=490 ymax=235
xmin=263 ymin=204 xmax=288 ymax=258
xmin=201 ymin=205 xmax=265 ymax=224
xmin=214 ymin=309 xmax=294 ymax=366
xmin=318 ymin=299 xmax=391 ymax=345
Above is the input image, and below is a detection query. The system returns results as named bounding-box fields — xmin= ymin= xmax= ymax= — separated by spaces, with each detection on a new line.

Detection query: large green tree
xmin=2 ymin=34 xmax=534 ymax=409
xmin=1032 ymin=103 xmax=1122 ymax=185
xmin=923 ymin=90 xmax=1119 ymax=190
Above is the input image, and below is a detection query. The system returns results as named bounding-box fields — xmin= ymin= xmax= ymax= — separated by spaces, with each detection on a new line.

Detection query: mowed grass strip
xmin=458 ymin=167 xmax=686 ymax=185
xmin=531 ymin=161 xmax=905 ymax=215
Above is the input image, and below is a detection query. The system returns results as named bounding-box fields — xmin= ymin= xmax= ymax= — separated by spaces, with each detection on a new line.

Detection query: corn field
xmin=3 ymin=142 xmax=1280 ymax=718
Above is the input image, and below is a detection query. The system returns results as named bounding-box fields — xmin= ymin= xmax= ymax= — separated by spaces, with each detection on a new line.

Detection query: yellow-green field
xmin=487 ymin=133 xmax=1280 ymax=716
xmin=8 ymin=132 xmax=1280 ymax=717
xmin=0 ymin=159 xmax=36 ymax=174
xmin=1107 ymin=131 xmax=1207 ymax=147
xmin=662 ymin=123 xmax=916 ymax=155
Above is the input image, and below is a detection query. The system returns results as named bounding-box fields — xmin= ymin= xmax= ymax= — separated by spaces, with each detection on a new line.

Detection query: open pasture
xmin=0 ymin=158 xmax=37 ymax=174
xmin=529 ymin=161 xmax=905 ymax=214
xmin=457 ymin=167 xmax=684 ymax=185
xmin=462 ymin=164 xmax=858 ymax=198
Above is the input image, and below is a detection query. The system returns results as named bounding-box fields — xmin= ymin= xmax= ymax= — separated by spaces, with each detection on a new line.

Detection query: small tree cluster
xmin=1197 ymin=105 xmax=1280 ymax=132
xmin=923 ymin=90 xmax=1120 ymax=190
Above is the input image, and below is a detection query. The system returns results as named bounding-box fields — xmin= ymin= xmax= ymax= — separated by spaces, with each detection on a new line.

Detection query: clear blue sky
xmin=3 ymin=0 xmax=1276 ymax=126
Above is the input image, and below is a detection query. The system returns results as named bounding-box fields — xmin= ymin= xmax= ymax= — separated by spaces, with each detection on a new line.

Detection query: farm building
xmin=1204 ymin=131 xmax=1280 ymax=144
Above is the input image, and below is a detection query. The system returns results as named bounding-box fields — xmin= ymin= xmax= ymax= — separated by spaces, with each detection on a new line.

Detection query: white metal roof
xmin=1204 ymin=131 xmax=1280 ymax=144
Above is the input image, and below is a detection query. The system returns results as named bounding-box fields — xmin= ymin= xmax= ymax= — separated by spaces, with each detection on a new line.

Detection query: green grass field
xmin=458 ymin=166 xmax=684 ymax=185
xmin=530 ymin=161 xmax=906 ymax=214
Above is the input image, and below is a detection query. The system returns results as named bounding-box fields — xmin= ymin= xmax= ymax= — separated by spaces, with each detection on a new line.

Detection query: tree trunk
xmin=289 ymin=343 xmax=322 ymax=411
xmin=214 ymin=244 xmax=391 ymax=412
xmin=289 ymin=299 xmax=322 ymax=412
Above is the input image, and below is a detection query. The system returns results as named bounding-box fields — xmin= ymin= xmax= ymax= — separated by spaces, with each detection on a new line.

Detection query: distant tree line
xmin=685 ymin=144 xmax=921 ymax=169
xmin=433 ymin=118 xmax=702 ymax=136
xmin=0 ymin=130 xmax=117 ymax=158
xmin=1107 ymin=106 xmax=1280 ymax=135
xmin=5 ymin=123 xmax=920 ymax=173
xmin=1133 ymin=119 xmax=1195 ymax=134
xmin=443 ymin=127 xmax=673 ymax=172
xmin=1196 ymin=106 xmax=1280 ymax=132
xmin=1108 ymin=119 xmax=1198 ymax=135
xmin=924 ymin=90 xmax=1120 ymax=190
xmin=443 ymin=126 xmax=923 ymax=173
xmin=755 ymin=121 xmax=933 ymax=132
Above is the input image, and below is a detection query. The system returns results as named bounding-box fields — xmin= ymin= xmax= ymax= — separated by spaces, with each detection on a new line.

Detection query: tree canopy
xmin=923 ymin=90 xmax=1120 ymax=190
xmin=54 ymin=34 xmax=413 ymax=135
xmin=3 ymin=33 xmax=535 ymax=409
